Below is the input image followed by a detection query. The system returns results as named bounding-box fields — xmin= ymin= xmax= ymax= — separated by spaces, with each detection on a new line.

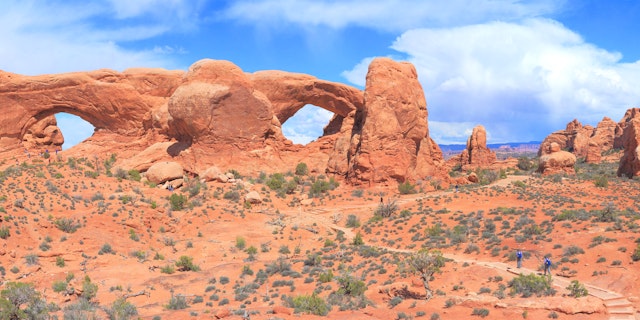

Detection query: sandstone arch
xmin=0 ymin=68 xmax=183 ymax=153
xmin=250 ymin=70 xmax=364 ymax=125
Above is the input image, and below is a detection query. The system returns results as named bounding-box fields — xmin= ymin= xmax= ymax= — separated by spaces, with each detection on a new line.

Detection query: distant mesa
xmin=0 ymin=58 xmax=449 ymax=185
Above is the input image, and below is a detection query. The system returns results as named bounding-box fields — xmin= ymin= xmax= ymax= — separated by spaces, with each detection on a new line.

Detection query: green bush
xmin=295 ymin=163 xmax=308 ymax=176
xmin=398 ymin=181 xmax=416 ymax=194
xmin=287 ymin=294 xmax=330 ymax=316
xmin=81 ymin=276 xmax=98 ymax=301
xmin=55 ymin=218 xmax=81 ymax=233
xmin=52 ymin=281 xmax=67 ymax=293
xmin=566 ymin=280 xmax=588 ymax=298
xmin=176 ymin=256 xmax=200 ymax=272
xmin=166 ymin=293 xmax=188 ymax=310
xmin=266 ymin=173 xmax=286 ymax=190
xmin=0 ymin=226 xmax=9 ymax=239
xmin=336 ymin=273 xmax=367 ymax=296
xmin=0 ymin=282 xmax=51 ymax=319
xmin=509 ymin=273 xmax=555 ymax=298
xmin=472 ymin=308 xmax=490 ymax=318
xmin=346 ymin=214 xmax=360 ymax=228
xmin=517 ymin=157 xmax=535 ymax=171
xmin=594 ymin=175 xmax=608 ymax=188
xmin=632 ymin=244 xmax=640 ymax=261
xmin=128 ymin=170 xmax=141 ymax=182
xmin=307 ymin=175 xmax=339 ymax=197
xmin=169 ymin=193 xmax=187 ymax=211
xmin=235 ymin=236 xmax=246 ymax=250
xmin=106 ymin=298 xmax=138 ymax=319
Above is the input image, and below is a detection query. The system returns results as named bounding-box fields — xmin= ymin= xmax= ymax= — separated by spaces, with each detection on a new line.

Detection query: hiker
xmin=455 ymin=184 xmax=459 ymax=193
xmin=516 ymin=249 xmax=523 ymax=268
xmin=380 ymin=197 xmax=383 ymax=204
xmin=544 ymin=256 xmax=552 ymax=276
xmin=168 ymin=184 xmax=174 ymax=192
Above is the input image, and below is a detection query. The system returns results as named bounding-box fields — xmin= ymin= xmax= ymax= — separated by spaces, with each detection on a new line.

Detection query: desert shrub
xmin=295 ymin=162 xmax=308 ymax=176
xmin=0 ymin=226 xmax=10 ymax=239
xmin=223 ymin=190 xmax=240 ymax=202
xmin=351 ymin=189 xmax=364 ymax=197
xmin=594 ymin=175 xmax=608 ymax=188
xmin=0 ymin=282 xmax=51 ymax=319
xmin=398 ymin=181 xmax=416 ymax=194
xmin=169 ymin=193 xmax=188 ymax=211
xmin=175 ymin=256 xmax=200 ymax=272
xmin=563 ymin=245 xmax=585 ymax=256
xmin=374 ymin=200 xmax=398 ymax=218
xmin=286 ymin=293 xmax=329 ymax=316
xmin=128 ymin=169 xmax=142 ymax=182
xmin=98 ymin=243 xmax=114 ymax=255
xmin=266 ymin=173 xmax=286 ymax=190
xmin=24 ymin=254 xmax=39 ymax=266
xmin=471 ymin=308 xmax=490 ymax=318
xmin=166 ymin=293 xmax=188 ymax=310
xmin=318 ymin=269 xmax=334 ymax=283
xmin=476 ymin=169 xmax=500 ymax=185
xmin=517 ymin=157 xmax=535 ymax=171
xmin=63 ymin=297 xmax=97 ymax=319
xmin=566 ymin=280 xmax=588 ymax=298
xmin=55 ymin=218 xmax=81 ymax=233
xmin=632 ymin=244 xmax=640 ymax=262
xmin=52 ymin=280 xmax=67 ymax=293
xmin=106 ymin=298 xmax=138 ymax=319
xmin=346 ymin=214 xmax=360 ymax=228
xmin=509 ymin=273 xmax=555 ymax=298
xmin=80 ymin=276 xmax=98 ymax=301
xmin=160 ymin=265 xmax=175 ymax=274
xmin=335 ymin=273 xmax=367 ymax=296
xmin=235 ymin=236 xmax=246 ymax=250
xmin=352 ymin=232 xmax=364 ymax=246
xmin=265 ymin=257 xmax=291 ymax=276
xmin=308 ymin=177 xmax=339 ymax=197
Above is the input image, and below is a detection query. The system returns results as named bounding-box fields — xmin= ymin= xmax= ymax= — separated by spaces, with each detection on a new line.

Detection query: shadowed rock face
xmin=617 ymin=118 xmax=640 ymax=178
xmin=0 ymin=58 xmax=446 ymax=185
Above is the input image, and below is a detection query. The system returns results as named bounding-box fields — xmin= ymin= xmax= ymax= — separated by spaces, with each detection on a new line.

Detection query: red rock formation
xmin=448 ymin=125 xmax=497 ymax=170
xmin=617 ymin=118 xmax=640 ymax=178
xmin=537 ymin=142 xmax=577 ymax=175
xmin=343 ymin=58 xmax=446 ymax=185
xmin=22 ymin=115 xmax=64 ymax=150
xmin=0 ymin=58 xmax=448 ymax=186
xmin=540 ymin=116 xmax=622 ymax=163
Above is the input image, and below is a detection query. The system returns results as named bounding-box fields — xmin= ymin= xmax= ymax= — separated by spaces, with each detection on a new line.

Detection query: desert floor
xmin=0 ymin=156 xmax=638 ymax=320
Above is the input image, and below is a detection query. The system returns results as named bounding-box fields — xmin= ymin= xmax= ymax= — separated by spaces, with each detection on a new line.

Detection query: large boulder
xmin=146 ymin=161 xmax=184 ymax=184
xmin=537 ymin=142 xmax=576 ymax=175
xmin=344 ymin=58 xmax=446 ymax=184
xmin=22 ymin=115 xmax=64 ymax=150
xmin=167 ymin=59 xmax=282 ymax=145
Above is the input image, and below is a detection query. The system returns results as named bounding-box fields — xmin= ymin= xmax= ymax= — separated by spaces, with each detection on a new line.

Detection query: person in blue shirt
xmin=516 ymin=249 xmax=523 ymax=268
xmin=544 ymin=256 xmax=552 ymax=276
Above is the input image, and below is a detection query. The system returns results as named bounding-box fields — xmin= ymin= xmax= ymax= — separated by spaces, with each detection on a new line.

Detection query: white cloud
xmin=281 ymin=105 xmax=334 ymax=144
xmin=223 ymin=0 xmax=565 ymax=32
xmin=0 ymin=0 xmax=199 ymax=75
xmin=344 ymin=18 xmax=640 ymax=143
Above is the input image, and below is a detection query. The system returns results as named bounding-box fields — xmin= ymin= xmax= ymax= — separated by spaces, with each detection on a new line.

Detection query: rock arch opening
xmin=55 ymin=113 xmax=95 ymax=150
xmin=281 ymin=104 xmax=335 ymax=145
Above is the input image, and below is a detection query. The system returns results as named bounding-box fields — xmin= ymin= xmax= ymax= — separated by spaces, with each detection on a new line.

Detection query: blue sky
xmin=2 ymin=0 xmax=640 ymax=148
